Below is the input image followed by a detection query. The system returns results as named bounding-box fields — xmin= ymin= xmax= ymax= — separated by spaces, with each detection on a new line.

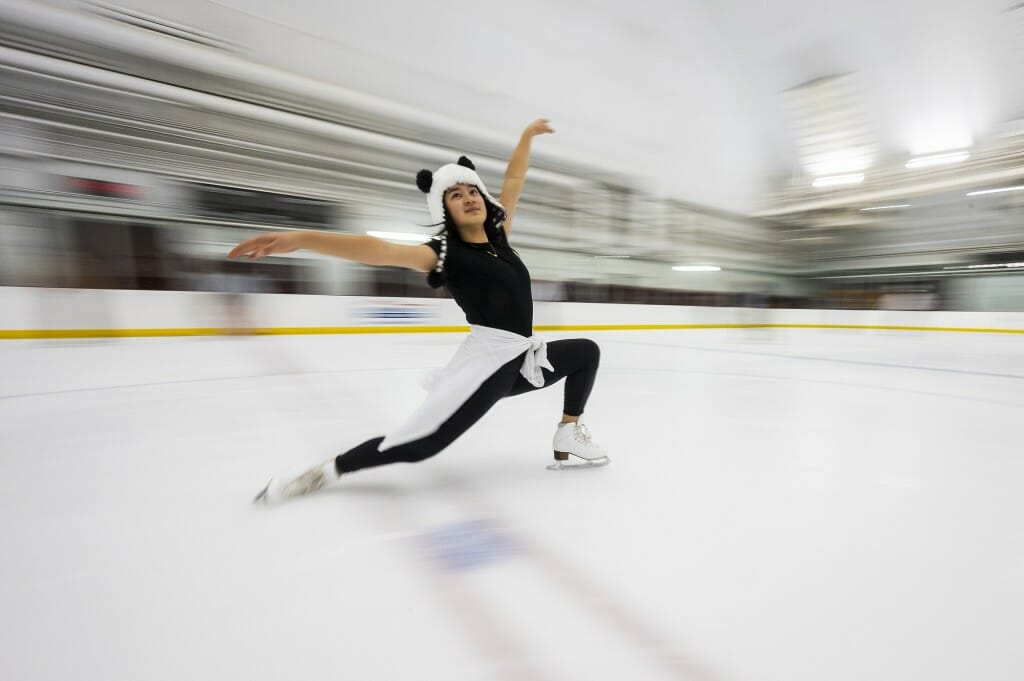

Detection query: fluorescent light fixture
xmin=818 ymin=272 xmax=947 ymax=279
xmin=967 ymin=262 xmax=1024 ymax=269
xmin=943 ymin=262 xmax=1024 ymax=270
xmin=859 ymin=203 xmax=910 ymax=211
xmin=805 ymin=149 xmax=873 ymax=177
xmin=965 ymin=185 xmax=1024 ymax=197
xmin=905 ymin=150 xmax=969 ymax=169
xmin=672 ymin=265 xmax=721 ymax=272
xmin=812 ymin=173 xmax=864 ymax=188
xmin=367 ymin=231 xmax=430 ymax=243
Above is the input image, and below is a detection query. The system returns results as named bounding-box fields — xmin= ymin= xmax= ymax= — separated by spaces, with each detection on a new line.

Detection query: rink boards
xmin=1 ymin=287 xmax=1023 ymax=339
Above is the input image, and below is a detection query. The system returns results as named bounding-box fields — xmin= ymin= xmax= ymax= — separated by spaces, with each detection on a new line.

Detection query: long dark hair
xmin=426 ymin=190 xmax=507 ymax=289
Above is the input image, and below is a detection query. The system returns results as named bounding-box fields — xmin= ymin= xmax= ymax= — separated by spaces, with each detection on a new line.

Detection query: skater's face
xmin=443 ymin=184 xmax=487 ymax=230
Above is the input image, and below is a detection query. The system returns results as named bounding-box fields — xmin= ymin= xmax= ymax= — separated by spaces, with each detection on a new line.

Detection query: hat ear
xmin=416 ymin=169 xmax=433 ymax=193
xmin=456 ymin=155 xmax=476 ymax=171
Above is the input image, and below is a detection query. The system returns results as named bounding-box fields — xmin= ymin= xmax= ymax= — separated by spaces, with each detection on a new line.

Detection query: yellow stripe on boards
xmin=254 ymin=326 xmax=471 ymax=335
xmin=540 ymin=323 xmax=1024 ymax=334
xmin=533 ymin=324 xmax=755 ymax=331
xmin=0 ymin=326 xmax=471 ymax=340
xmin=2 ymin=323 xmax=1023 ymax=340
xmin=764 ymin=324 xmax=1024 ymax=334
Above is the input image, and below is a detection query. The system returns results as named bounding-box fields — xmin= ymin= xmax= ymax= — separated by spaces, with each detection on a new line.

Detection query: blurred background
xmin=2 ymin=0 xmax=1023 ymax=314
xmin=3 ymin=5 xmax=1024 ymax=681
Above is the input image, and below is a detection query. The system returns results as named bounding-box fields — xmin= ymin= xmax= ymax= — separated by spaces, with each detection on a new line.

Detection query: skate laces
xmin=574 ymin=423 xmax=592 ymax=444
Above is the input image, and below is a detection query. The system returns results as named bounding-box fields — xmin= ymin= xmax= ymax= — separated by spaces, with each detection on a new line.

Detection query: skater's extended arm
xmin=227 ymin=230 xmax=437 ymax=272
xmin=499 ymin=118 xmax=554 ymax=238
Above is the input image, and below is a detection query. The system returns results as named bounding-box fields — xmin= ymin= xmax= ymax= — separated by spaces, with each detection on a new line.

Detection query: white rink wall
xmin=1 ymin=287 xmax=1023 ymax=335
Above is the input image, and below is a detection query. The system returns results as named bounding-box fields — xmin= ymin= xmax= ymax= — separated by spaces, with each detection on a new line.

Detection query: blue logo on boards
xmin=352 ymin=302 xmax=436 ymax=324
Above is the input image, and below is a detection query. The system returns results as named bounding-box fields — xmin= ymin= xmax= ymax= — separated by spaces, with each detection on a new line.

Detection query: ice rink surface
xmin=1 ymin=327 xmax=1022 ymax=681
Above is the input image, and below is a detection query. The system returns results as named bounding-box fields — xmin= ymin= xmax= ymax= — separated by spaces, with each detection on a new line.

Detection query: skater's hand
xmin=523 ymin=118 xmax=554 ymax=138
xmin=228 ymin=231 xmax=304 ymax=260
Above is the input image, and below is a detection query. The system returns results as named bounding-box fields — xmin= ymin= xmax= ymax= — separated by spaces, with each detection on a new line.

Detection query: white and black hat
xmin=416 ymin=156 xmax=504 ymax=225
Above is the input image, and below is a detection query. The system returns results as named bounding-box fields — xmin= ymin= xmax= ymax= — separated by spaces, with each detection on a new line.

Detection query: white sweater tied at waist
xmin=380 ymin=325 xmax=552 ymax=450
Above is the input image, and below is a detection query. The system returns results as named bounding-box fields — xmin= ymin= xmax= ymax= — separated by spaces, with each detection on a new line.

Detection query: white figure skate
xmin=548 ymin=421 xmax=610 ymax=470
xmin=254 ymin=459 xmax=338 ymax=505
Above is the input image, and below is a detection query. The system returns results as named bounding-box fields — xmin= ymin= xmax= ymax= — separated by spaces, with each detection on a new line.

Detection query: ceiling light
xmin=965 ymin=185 xmax=1024 ymax=197
xmin=942 ymin=262 xmax=1024 ymax=271
xmin=366 ymin=231 xmax=430 ymax=243
xmin=966 ymin=262 xmax=1024 ymax=269
xmin=859 ymin=204 xmax=910 ymax=211
xmin=812 ymin=173 xmax=864 ymax=188
xmin=672 ymin=265 xmax=721 ymax=272
xmin=804 ymin=149 xmax=874 ymax=177
xmin=905 ymin=150 xmax=970 ymax=169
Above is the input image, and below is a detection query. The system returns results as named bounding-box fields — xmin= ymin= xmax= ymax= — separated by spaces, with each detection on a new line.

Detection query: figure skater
xmin=227 ymin=119 xmax=609 ymax=504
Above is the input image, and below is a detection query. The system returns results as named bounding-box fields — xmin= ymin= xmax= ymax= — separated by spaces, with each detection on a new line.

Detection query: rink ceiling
xmin=1 ymin=326 xmax=1022 ymax=681
xmin=25 ymin=0 xmax=1024 ymax=213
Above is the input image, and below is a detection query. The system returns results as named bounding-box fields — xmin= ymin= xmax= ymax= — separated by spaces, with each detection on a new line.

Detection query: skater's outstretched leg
xmin=334 ymin=357 xmax=524 ymax=474
xmin=255 ymin=359 xmax=523 ymax=504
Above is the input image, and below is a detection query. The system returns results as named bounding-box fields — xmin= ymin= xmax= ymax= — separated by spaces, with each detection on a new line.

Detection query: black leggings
xmin=335 ymin=338 xmax=600 ymax=474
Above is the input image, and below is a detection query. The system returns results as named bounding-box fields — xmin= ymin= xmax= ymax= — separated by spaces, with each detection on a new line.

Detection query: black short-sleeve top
xmin=426 ymin=227 xmax=533 ymax=337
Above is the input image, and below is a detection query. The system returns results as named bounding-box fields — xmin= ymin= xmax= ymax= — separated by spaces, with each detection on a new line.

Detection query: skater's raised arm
xmin=499 ymin=118 xmax=554 ymax=238
xmin=227 ymin=230 xmax=437 ymax=272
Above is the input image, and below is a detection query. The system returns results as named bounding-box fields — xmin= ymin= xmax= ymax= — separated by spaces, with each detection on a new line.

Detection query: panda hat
xmin=416 ymin=156 xmax=504 ymax=225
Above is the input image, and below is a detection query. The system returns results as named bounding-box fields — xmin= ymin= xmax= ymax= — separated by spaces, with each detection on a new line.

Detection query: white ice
xmin=1 ymin=327 xmax=1022 ymax=681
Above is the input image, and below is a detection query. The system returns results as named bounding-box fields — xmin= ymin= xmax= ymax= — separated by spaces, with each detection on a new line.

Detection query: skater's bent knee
xmin=579 ymin=338 xmax=600 ymax=365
